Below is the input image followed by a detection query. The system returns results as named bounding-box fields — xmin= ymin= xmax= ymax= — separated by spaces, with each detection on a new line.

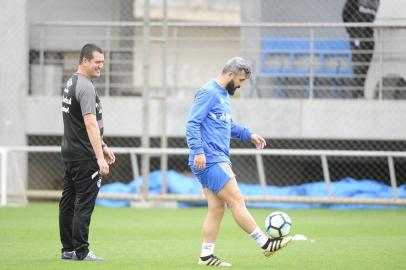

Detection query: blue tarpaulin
xmin=96 ymin=170 xmax=406 ymax=209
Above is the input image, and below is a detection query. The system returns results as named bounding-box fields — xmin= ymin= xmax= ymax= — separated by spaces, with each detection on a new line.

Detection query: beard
xmin=226 ymin=80 xmax=239 ymax=96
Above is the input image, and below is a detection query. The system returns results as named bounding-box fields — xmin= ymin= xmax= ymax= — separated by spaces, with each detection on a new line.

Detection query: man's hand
xmin=193 ymin=153 xmax=206 ymax=170
xmin=251 ymin=134 xmax=267 ymax=150
xmin=103 ymin=146 xmax=116 ymax=165
xmin=97 ymin=158 xmax=109 ymax=175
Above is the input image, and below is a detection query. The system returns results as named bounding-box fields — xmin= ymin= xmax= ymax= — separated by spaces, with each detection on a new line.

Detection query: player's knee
xmin=216 ymin=207 xmax=226 ymax=218
xmin=209 ymin=203 xmax=226 ymax=217
xmin=227 ymin=193 xmax=246 ymax=210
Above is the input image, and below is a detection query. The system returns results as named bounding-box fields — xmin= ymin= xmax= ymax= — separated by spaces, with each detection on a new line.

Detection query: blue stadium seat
xmin=258 ymin=37 xmax=353 ymax=97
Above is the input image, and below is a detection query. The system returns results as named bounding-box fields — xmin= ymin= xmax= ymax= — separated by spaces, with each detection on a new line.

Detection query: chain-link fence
xmin=2 ymin=0 xmax=406 ymax=205
xmin=29 ymin=4 xmax=406 ymax=101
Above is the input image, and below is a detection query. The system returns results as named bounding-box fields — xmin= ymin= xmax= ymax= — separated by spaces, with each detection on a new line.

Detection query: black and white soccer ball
xmin=264 ymin=211 xmax=292 ymax=239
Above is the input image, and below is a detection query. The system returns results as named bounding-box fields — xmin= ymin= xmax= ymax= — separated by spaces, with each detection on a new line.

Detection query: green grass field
xmin=0 ymin=203 xmax=405 ymax=270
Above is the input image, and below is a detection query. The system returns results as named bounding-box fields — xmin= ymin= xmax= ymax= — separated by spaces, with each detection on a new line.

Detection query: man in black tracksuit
xmin=59 ymin=44 xmax=115 ymax=261
xmin=342 ymin=0 xmax=380 ymax=98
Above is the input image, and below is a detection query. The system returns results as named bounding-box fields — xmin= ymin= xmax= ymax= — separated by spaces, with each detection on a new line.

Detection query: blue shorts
xmin=190 ymin=162 xmax=235 ymax=193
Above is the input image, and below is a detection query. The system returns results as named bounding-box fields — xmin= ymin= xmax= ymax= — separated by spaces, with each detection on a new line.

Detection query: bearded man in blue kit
xmin=186 ymin=57 xmax=292 ymax=267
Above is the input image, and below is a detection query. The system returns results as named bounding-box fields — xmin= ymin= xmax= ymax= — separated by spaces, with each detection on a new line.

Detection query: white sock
xmin=200 ymin=242 xmax=215 ymax=258
xmin=249 ymin=227 xmax=269 ymax=248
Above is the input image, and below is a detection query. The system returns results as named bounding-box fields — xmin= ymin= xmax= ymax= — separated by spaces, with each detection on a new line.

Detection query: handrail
xmin=2 ymin=145 xmax=406 ymax=157
xmin=30 ymin=21 xmax=406 ymax=28
xmin=1 ymin=146 xmax=405 ymax=206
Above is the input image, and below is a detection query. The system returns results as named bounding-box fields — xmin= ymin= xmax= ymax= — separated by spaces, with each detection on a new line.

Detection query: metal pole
xmin=309 ymin=28 xmax=315 ymax=99
xmin=321 ymin=155 xmax=332 ymax=198
xmin=160 ymin=0 xmax=169 ymax=195
xmin=39 ymin=28 xmax=45 ymax=96
xmin=141 ymin=0 xmax=151 ymax=198
xmin=378 ymin=27 xmax=383 ymax=100
xmin=1 ymin=149 xmax=8 ymax=206
xmin=256 ymin=154 xmax=267 ymax=195
xmin=105 ymin=26 xmax=111 ymax=96
xmin=130 ymin=153 xmax=140 ymax=182
xmin=39 ymin=28 xmax=45 ymax=67
xmin=388 ymin=156 xmax=398 ymax=200
xmin=173 ymin=27 xmax=178 ymax=92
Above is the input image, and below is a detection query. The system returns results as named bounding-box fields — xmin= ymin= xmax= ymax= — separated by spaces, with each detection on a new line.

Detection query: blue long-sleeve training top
xmin=186 ymin=79 xmax=252 ymax=166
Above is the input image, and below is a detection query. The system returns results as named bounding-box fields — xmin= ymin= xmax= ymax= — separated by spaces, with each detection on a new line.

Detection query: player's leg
xmin=71 ymin=159 xmax=104 ymax=261
xmin=198 ymin=188 xmax=231 ymax=266
xmin=217 ymin=177 xmax=292 ymax=257
xmin=59 ymin=161 xmax=76 ymax=260
xmin=202 ymin=188 xmax=226 ymax=244
xmin=193 ymin=164 xmax=232 ymax=267
xmin=217 ymin=177 xmax=257 ymax=233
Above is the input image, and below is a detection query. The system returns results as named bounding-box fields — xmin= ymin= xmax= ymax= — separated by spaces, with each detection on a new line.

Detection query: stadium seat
xmin=258 ymin=37 xmax=353 ymax=98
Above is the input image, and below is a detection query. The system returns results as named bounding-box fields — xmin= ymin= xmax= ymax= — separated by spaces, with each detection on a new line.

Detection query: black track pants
xmin=59 ymin=159 xmax=101 ymax=260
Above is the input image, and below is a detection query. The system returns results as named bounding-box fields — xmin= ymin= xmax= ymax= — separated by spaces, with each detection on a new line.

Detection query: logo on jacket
xmin=219 ymin=113 xmax=232 ymax=122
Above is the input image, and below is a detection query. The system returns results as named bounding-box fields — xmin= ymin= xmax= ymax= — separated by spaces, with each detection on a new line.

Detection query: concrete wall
xmin=0 ymin=1 xmax=28 ymax=145
xmin=26 ymin=97 xmax=406 ymax=140
xmin=376 ymin=0 xmax=406 ymax=23
xmin=260 ymin=0 xmax=347 ymax=37
xmin=0 ymin=0 xmax=28 ymax=204
xmin=132 ymin=26 xmax=241 ymax=96
xmin=262 ymin=0 xmax=346 ymax=23
xmin=29 ymin=0 xmax=132 ymax=51
xmin=13 ymin=0 xmax=406 ymax=142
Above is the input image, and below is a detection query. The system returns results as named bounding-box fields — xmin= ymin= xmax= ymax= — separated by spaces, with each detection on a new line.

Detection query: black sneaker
xmin=61 ymin=251 xmax=74 ymax=260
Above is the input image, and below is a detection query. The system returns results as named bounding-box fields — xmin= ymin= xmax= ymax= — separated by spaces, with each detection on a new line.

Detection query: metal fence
xmin=1 ymin=146 xmax=406 ymax=206
xmin=24 ymin=22 xmax=406 ymax=193
xmin=29 ymin=21 xmax=406 ymax=100
xmin=25 ymin=19 xmax=406 ymax=105
xmin=25 ymin=21 xmax=406 ymax=195
xmin=2 ymin=0 xmax=406 ymax=206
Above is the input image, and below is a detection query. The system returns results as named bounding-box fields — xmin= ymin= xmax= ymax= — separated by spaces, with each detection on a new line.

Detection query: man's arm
xmin=250 ymin=134 xmax=267 ymax=150
xmin=186 ymin=89 xmax=216 ymax=155
xmin=231 ymin=121 xmax=252 ymax=142
xmin=186 ymin=89 xmax=216 ymax=170
xmin=231 ymin=121 xmax=266 ymax=149
xmin=101 ymin=140 xmax=116 ymax=165
xmin=84 ymin=113 xmax=109 ymax=175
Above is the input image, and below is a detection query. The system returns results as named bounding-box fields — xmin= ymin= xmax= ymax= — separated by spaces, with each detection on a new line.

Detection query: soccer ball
xmin=264 ymin=211 xmax=292 ymax=239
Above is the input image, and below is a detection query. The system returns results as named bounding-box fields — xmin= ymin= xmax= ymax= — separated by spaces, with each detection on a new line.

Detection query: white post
xmin=309 ymin=28 xmax=315 ymax=99
xmin=141 ymin=0 xmax=151 ymax=199
xmin=0 ymin=148 xmax=8 ymax=206
xmin=160 ymin=0 xmax=168 ymax=195
xmin=105 ymin=26 xmax=111 ymax=96
xmin=388 ymin=156 xmax=398 ymax=200
xmin=378 ymin=27 xmax=383 ymax=100
xmin=321 ymin=155 xmax=332 ymax=198
xmin=256 ymin=154 xmax=267 ymax=195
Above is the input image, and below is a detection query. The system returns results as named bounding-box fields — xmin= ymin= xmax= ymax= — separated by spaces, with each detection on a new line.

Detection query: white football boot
xmin=198 ymin=255 xmax=232 ymax=267
xmin=263 ymin=235 xmax=293 ymax=257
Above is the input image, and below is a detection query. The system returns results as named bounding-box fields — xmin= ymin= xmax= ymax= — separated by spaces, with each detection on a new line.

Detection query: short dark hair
xmin=79 ymin=44 xmax=103 ymax=64
xmin=222 ymin=57 xmax=251 ymax=79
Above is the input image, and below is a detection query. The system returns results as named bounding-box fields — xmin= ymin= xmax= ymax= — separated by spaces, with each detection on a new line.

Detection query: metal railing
xmin=29 ymin=21 xmax=406 ymax=99
xmin=1 ymin=146 xmax=405 ymax=206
